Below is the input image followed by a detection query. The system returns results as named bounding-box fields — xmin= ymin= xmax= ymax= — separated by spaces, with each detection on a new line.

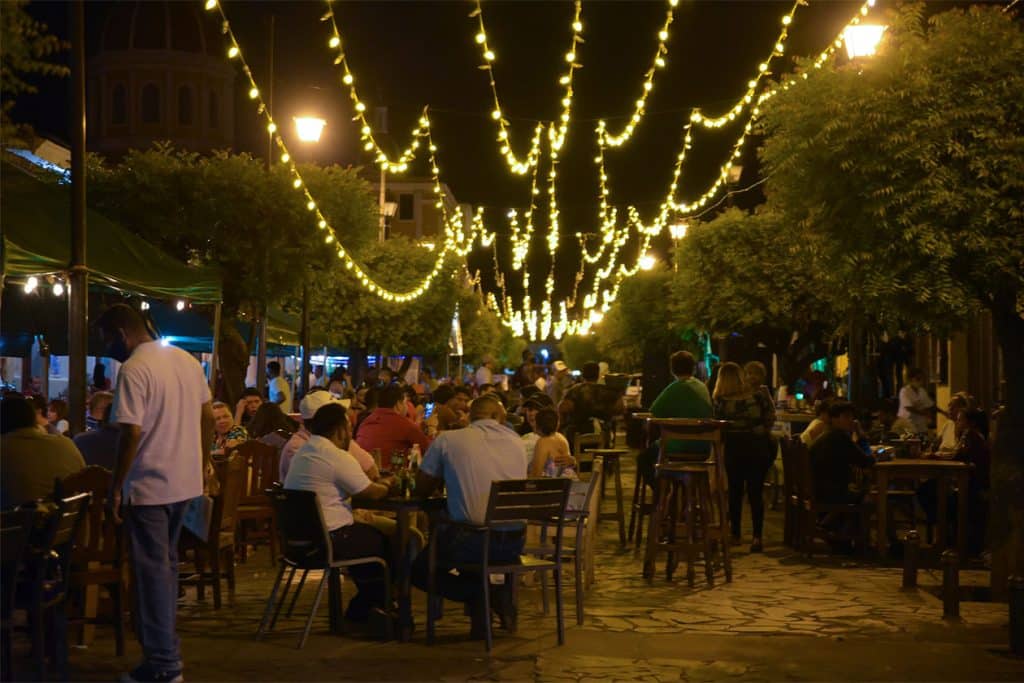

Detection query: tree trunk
xmin=988 ymin=299 xmax=1024 ymax=598
xmin=349 ymin=347 xmax=367 ymax=388
xmin=217 ymin=314 xmax=249 ymax=408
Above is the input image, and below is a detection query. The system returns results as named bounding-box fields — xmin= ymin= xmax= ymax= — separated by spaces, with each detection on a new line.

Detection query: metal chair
xmin=426 ymin=478 xmax=571 ymax=651
xmin=257 ymin=488 xmax=391 ymax=649
xmin=2 ymin=506 xmax=38 ymax=682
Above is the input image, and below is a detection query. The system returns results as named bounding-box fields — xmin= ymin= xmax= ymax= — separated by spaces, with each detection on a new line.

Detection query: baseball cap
xmin=523 ymin=393 xmax=554 ymax=410
xmin=553 ymin=360 xmax=568 ymax=372
xmin=299 ymin=391 xmax=351 ymax=420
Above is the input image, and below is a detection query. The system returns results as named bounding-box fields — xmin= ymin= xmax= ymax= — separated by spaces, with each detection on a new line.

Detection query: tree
xmin=669 ymin=207 xmax=837 ymax=387
xmin=0 ymin=0 xmax=68 ymax=146
xmin=758 ymin=5 xmax=1024 ymax=585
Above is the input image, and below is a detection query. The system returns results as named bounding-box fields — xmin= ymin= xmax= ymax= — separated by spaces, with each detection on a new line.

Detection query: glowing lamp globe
xmin=843 ymin=24 xmax=886 ymax=60
xmin=294 ymin=117 xmax=326 ymax=143
xmin=639 ymin=253 xmax=657 ymax=271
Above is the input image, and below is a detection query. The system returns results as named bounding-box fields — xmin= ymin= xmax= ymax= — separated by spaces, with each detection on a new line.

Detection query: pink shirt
xmin=279 ymin=427 xmax=375 ymax=481
xmin=354 ymin=408 xmax=431 ymax=470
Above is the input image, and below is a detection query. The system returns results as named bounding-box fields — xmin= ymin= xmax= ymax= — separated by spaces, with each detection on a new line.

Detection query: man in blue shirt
xmin=412 ymin=395 xmax=526 ymax=638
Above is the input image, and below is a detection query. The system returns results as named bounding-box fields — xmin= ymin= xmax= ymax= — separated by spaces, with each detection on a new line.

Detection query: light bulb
xmin=343 ymin=73 xmax=354 ymax=85
xmin=491 ymin=109 xmax=502 ymax=120
xmin=572 ymin=20 xmax=583 ymax=32
xmin=658 ymin=30 xmax=668 ymax=41
xmin=484 ymin=49 xmax=495 ymax=61
xmin=53 ymin=283 xmax=64 ymax=296
xmin=329 ymin=36 xmax=340 ymax=48
xmin=565 ymin=51 xmax=575 ymax=63
xmin=248 ymin=87 xmax=258 ymax=99
xmin=176 ymin=300 xmax=186 ymax=311
xmin=140 ymin=301 xmax=150 ymax=311
xmin=23 ymin=276 xmax=38 ymax=293
xmin=280 ymin=152 xmax=290 ymax=163
xmin=228 ymin=46 xmax=239 ymax=58
xmin=475 ymin=32 xmax=486 ymax=44
xmin=204 ymin=0 xmax=217 ymax=9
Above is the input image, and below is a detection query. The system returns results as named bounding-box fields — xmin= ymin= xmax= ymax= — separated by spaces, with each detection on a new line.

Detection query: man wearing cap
xmin=546 ymin=360 xmax=573 ymax=406
xmin=280 ymin=388 xmax=380 ymax=482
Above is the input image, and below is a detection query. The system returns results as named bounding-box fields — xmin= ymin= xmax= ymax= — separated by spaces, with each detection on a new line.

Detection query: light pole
xmin=843 ymin=24 xmax=887 ymax=59
xmin=293 ymin=116 xmax=325 ymax=401
xmin=670 ymin=222 xmax=688 ymax=272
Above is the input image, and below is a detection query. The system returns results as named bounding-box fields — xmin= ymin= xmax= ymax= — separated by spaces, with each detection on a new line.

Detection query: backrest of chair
xmin=1 ymin=507 xmax=37 ymax=617
xmin=236 ymin=440 xmax=280 ymax=505
xmin=574 ymin=432 xmax=604 ymax=473
xmin=485 ymin=478 xmax=571 ymax=525
xmin=581 ymin=458 xmax=603 ymax=520
xmin=267 ymin=488 xmax=331 ymax=566
xmin=60 ymin=466 xmax=119 ymax=565
xmin=47 ymin=492 xmax=91 ymax=595
xmin=213 ymin=454 xmax=248 ymax=535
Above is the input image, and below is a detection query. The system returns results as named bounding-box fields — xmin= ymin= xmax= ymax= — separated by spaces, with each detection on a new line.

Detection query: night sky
xmin=17 ymin=0 xmax=904 ymax=314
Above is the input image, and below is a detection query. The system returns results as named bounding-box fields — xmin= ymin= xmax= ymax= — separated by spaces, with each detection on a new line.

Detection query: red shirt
xmin=354 ymin=408 xmax=431 ymax=469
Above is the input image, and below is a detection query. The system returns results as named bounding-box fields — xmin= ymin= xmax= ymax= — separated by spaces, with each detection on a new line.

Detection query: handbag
xmin=182 ymin=494 xmax=214 ymax=542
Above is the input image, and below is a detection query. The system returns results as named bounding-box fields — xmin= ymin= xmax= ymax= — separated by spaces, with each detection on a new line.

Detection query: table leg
xmin=937 ymin=477 xmax=950 ymax=553
xmin=395 ymin=511 xmax=413 ymax=642
xmin=877 ymin=470 xmax=890 ymax=560
xmin=956 ymin=472 xmax=969 ymax=565
xmin=613 ymin=457 xmax=626 ymax=546
xmin=328 ymin=569 xmax=343 ymax=634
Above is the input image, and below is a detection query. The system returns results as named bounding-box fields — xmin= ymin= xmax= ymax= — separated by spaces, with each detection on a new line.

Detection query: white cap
xmin=553 ymin=360 xmax=568 ymax=372
xmin=299 ymin=391 xmax=351 ymax=420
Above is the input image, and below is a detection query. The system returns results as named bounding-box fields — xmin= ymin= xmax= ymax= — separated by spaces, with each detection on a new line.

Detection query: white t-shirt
xmin=112 ymin=340 xmax=211 ymax=505
xmin=283 ymin=435 xmax=371 ymax=531
xmin=269 ymin=376 xmax=292 ymax=412
xmin=898 ymin=385 xmax=934 ymax=434
xmin=475 ymin=365 xmax=493 ymax=387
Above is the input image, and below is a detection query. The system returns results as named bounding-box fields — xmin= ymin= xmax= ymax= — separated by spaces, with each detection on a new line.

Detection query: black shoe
xmin=750 ymin=538 xmax=763 ymax=553
xmin=467 ymin=598 xmax=489 ymax=640
xmin=120 ymin=663 xmax=184 ymax=683
xmin=490 ymin=586 xmax=517 ymax=632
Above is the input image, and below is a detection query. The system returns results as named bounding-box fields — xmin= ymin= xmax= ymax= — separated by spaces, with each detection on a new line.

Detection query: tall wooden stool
xmin=642 ymin=419 xmax=731 ymax=586
xmin=589 ymin=448 xmax=630 ymax=546
xmin=627 ymin=413 xmax=654 ymax=549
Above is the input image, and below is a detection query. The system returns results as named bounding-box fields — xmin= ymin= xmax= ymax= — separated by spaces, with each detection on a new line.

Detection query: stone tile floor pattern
xmin=37 ymin=455 xmax=1024 ymax=681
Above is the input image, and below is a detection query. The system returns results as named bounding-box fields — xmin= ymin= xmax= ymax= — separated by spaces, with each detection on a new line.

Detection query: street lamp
xmin=669 ymin=222 xmax=688 ymax=241
xmin=293 ymin=116 xmax=326 ymax=143
xmin=639 ymin=253 xmax=657 ymax=271
xmin=843 ymin=25 xmax=886 ymax=60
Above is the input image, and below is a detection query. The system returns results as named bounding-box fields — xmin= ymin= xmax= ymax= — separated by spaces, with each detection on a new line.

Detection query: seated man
xmin=355 ymin=384 xmax=431 ymax=469
xmin=799 ymin=400 xmax=832 ymax=446
xmin=1 ymin=395 xmax=85 ymax=508
xmin=558 ymin=361 xmax=624 ymax=450
xmin=412 ymin=395 xmax=527 ymax=638
xmin=425 ymin=384 xmax=469 ymax=436
xmin=809 ymin=401 xmax=875 ymax=505
xmin=234 ymin=387 xmax=263 ymax=430
xmin=73 ymin=400 xmax=120 ymax=470
xmin=870 ymin=398 xmax=916 ymax=442
xmin=638 ymin=351 xmax=713 ymax=486
xmin=283 ymin=402 xmax=397 ymax=621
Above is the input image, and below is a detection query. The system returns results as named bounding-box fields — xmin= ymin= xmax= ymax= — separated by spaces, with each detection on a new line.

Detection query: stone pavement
xmin=55 ymin=455 xmax=1024 ymax=682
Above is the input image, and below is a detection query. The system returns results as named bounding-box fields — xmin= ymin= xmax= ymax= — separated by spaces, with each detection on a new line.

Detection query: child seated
xmin=530 ymin=408 xmax=578 ymax=480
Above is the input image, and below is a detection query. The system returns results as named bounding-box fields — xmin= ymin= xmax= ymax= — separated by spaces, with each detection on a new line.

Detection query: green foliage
xmin=458 ymin=291 xmax=506 ymax=367
xmin=758 ymin=5 xmax=1024 ymax=332
xmin=593 ymin=268 xmax=682 ymax=371
xmin=0 ymin=0 xmax=68 ymax=145
xmin=560 ymin=334 xmax=601 ymax=371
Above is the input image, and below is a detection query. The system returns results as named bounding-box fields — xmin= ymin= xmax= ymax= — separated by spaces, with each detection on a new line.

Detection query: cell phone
xmin=424 ymin=402 xmax=435 ymax=419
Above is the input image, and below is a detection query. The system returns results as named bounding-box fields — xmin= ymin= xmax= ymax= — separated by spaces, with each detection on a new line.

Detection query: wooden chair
xmin=61 ymin=466 xmax=127 ymax=656
xmin=15 ymin=491 xmax=91 ymax=681
xmin=573 ymin=432 xmax=606 ymax=477
xmin=257 ymin=488 xmax=391 ymax=649
xmin=426 ymin=478 xmax=572 ymax=651
xmin=2 ymin=506 xmax=38 ymax=682
xmin=179 ymin=455 xmax=247 ymax=609
xmin=531 ymin=459 xmax=604 ymax=625
xmin=643 ymin=419 xmax=732 ymax=586
xmin=236 ymin=440 xmax=281 ymax=564
xmin=792 ymin=438 xmax=871 ymax=556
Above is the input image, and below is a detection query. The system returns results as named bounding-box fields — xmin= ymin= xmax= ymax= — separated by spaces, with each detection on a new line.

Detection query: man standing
xmin=474 ymin=357 xmax=495 ymax=388
xmin=97 ymin=304 xmax=214 ymax=683
xmin=267 ymin=361 xmax=292 ymax=414
xmin=637 ymin=351 xmax=713 ymax=486
xmin=897 ymin=368 xmax=933 ymax=434
xmin=546 ymin=360 xmax=573 ymax=406
xmin=558 ymin=361 xmax=623 ymax=449
xmin=412 ymin=395 xmax=526 ymax=637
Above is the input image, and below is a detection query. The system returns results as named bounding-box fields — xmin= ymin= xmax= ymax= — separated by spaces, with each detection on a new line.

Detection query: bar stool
xmin=642 ymin=419 xmax=732 ymax=586
xmin=588 ymin=448 xmax=630 ymax=546
xmin=627 ymin=413 xmax=654 ymax=550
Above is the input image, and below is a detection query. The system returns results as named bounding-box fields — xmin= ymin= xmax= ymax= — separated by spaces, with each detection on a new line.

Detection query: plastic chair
xmin=257 ymin=488 xmax=391 ymax=649
xmin=426 ymin=478 xmax=571 ymax=651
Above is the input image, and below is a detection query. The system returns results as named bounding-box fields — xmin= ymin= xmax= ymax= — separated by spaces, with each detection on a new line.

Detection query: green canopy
xmin=1 ymin=164 xmax=222 ymax=303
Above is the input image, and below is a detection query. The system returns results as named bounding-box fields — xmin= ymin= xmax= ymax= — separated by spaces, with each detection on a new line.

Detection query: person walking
xmin=97 ymin=304 xmax=214 ymax=683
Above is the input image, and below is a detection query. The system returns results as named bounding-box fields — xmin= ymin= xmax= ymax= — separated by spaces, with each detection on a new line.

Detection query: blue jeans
xmin=412 ymin=525 xmax=524 ymax=603
xmin=125 ymin=501 xmax=188 ymax=673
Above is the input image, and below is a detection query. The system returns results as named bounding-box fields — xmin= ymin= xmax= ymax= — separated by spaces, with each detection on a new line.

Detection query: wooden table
xmin=874 ymin=459 xmax=971 ymax=563
xmin=587 ymin=448 xmax=631 ymax=546
xmin=354 ymin=496 xmax=446 ymax=641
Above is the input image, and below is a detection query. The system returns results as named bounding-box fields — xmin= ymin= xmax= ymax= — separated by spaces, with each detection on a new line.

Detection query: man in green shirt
xmin=1 ymin=395 xmax=85 ymax=509
xmin=638 ymin=351 xmax=712 ymax=487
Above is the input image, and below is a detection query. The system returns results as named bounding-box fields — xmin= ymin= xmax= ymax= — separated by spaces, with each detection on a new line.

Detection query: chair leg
xmin=628 ymin=475 xmax=642 ymax=544
xmin=539 ymin=570 xmax=550 ymax=615
xmin=257 ymin=562 xmax=288 ymax=637
xmin=298 ymin=570 xmax=329 ymax=650
xmin=31 ymin=600 xmax=46 ymax=681
xmin=268 ymin=517 xmax=279 ymax=567
xmin=271 ymin=567 xmax=298 ymax=631
xmin=554 ymin=567 xmax=565 ymax=646
xmin=643 ymin=480 xmax=667 ymax=579
xmin=112 ymin=581 xmax=125 ymax=656
xmin=286 ymin=569 xmax=309 ymax=619
xmin=575 ymin=550 xmax=584 ymax=626
xmin=426 ymin=535 xmax=438 ymax=645
xmin=225 ymin=546 xmax=236 ymax=593
xmin=210 ymin=547 xmax=223 ymax=610
xmin=482 ymin=570 xmax=493 ymax=652
xmin=194 ymin=552 xmax=207 ymax=602
xmin=50 ymin=604 xmax=69 ymax=682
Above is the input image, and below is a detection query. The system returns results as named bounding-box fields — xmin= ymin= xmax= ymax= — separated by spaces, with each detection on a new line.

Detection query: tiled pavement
xmin=53 ymin=454 xmax=1024 ymax=681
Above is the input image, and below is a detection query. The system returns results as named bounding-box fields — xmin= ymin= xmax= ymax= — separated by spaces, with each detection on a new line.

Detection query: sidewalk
xmin=63 ymin=457 xmax=1021 ymax=682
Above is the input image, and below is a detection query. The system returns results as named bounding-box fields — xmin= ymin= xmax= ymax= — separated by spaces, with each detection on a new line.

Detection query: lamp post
xmin=843 ymin=24 xmax=887 ymax=60
xmin=639 ymin=253 xmax=657 ymax=271
xmin=293 ymin=116 xmax=325 ymax=401
xmin=669 ymin=222 xmax=688 ymax=273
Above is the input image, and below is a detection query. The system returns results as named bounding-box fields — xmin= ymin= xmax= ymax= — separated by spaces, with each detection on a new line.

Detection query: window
xmin=208 ymin=91 xmax=219 ymax=128
xmin=140 ymin=83 xmax=161 ymax=124
xmin=398 ymin=193 xmax=414 ymax=221
xmin=111 ymin=83 xmax=127 ymax=125
xmin=177 ymin=85 xmax=193 ymax=125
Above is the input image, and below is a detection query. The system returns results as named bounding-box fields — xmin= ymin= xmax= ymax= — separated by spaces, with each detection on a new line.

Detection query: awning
xmin=1 ymin=163 xmax=222 ymax=303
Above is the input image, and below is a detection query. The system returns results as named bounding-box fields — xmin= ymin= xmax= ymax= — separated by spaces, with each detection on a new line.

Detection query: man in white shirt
xmin=474 ymin=358 xmax=495 ymax=388
xmin=284 ymin=402 xmax=396 ymax=621
xmin=267 ymin=361 xmax=292 ymax=413
xmin=98 ymin=304 xmax=214 ymax=683
xmin=898 ymin=368 xmax=934 ymax=434
xmin=412 ymin=395 xmax=526 ymax=637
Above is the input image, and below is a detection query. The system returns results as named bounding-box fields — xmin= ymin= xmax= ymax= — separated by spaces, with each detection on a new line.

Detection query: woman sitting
xmin=529 ymin=408 xmax=577 ymax=479
xmin=212 ymin=401 xmax=248 ymax=456
xmin=247 ymin=402 xmax=297 ymax=449
xmin=713 ymin=362 xmax=777 ymax=553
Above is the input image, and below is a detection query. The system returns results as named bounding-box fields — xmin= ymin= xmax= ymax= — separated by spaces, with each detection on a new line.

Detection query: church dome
xmin=99 ymin=1 xmax=217 ymax=55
